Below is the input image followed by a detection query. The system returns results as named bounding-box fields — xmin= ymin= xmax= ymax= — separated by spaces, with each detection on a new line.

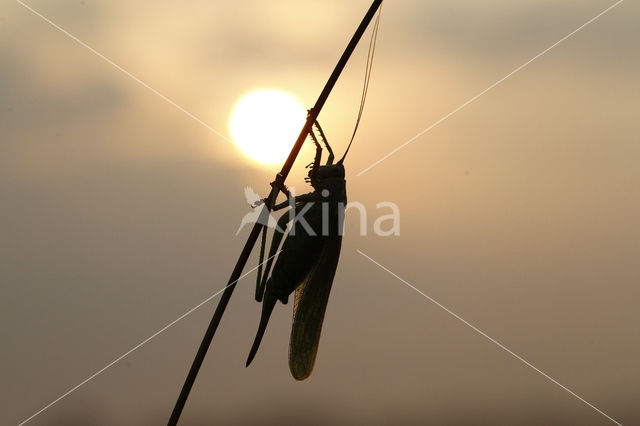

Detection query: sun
xmin=229 ymin=90 xmax=306 ymax=165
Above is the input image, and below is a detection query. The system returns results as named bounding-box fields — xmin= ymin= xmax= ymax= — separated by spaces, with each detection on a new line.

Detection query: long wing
xmin=288 ymin=235 xmax=342 ymax=380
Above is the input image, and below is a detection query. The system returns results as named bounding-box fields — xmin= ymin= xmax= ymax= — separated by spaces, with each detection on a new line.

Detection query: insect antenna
xmin=339 ymin=7 xmax=382 ymax=163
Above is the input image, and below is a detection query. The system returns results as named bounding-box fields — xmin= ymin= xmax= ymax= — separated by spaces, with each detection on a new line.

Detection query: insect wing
xmin=288 ymin=235 xmax=342 ymax=380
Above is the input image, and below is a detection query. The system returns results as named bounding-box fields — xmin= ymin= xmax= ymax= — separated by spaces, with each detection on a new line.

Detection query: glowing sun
xmin=229 ymin=90 xmax=306 ymax=165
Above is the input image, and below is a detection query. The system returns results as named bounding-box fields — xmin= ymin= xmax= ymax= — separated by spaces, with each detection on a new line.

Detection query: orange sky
xmin=2 ymin=0 xmax=639 ymax=424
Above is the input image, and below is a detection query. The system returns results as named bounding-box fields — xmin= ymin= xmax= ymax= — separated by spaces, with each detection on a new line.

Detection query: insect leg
xmin=258 ymin=190 xmax=319 ymax=302
xmin=257 ymin=208 xmax=293 ymax=300
xmin=256 ymin=179 xmax=297 ymax=301
xmin=255 ymin=224 xmax=269 ymax=301
xmin=306 ymin=130 xmax=323 ymax=185
xmin=314 ymin=120 xmax=334 ymax=165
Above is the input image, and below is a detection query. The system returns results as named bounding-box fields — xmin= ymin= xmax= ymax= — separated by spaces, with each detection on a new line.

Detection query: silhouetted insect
xmin=246 ymin=119 xmax=347 ymax=380
xmin=168 ymin=4 xmax=382 ymax=422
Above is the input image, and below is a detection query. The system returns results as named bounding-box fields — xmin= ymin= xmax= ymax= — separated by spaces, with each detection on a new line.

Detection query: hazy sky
xmin=2 ymin=0 xmax=639 ymax=424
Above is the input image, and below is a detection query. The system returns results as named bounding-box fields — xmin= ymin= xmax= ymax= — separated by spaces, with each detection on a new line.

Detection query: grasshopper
xmin=247 ymin=120 xmax=346 ymax=380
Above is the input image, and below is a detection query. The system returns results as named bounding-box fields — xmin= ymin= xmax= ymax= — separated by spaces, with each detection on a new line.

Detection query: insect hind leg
xmin=255 ymin=225 xmax=269 ymax=301
xmin=256 ymin=210 xmax=291 ymax=301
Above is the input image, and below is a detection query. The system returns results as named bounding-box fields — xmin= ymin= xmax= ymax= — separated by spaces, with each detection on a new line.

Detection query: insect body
xmin=246 ymin=121 xmax=346 ymax=380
